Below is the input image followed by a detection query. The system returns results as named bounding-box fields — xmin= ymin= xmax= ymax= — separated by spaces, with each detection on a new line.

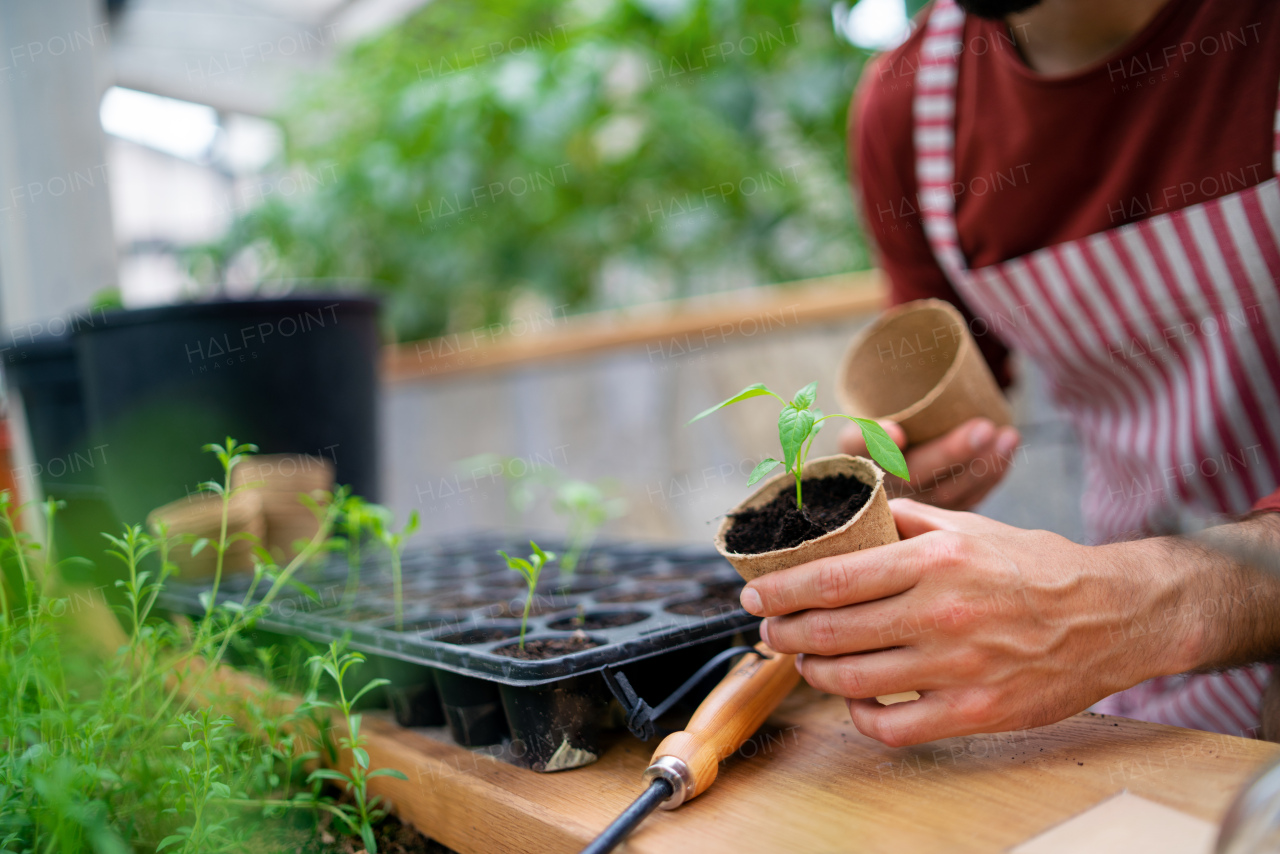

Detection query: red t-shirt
xmin=851 ymin=0 xmax=1280 ymax=509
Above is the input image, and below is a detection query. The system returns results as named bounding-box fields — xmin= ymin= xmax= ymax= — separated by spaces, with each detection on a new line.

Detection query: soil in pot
xmin=725 ymin=474 xmax=872 ymax=554
xmin=665 ymin=582 xmax=745 ymax=617
xmin=593 ymin=583 xmax=686 ymax=604
xmin=491 ymin=634 xmax=601 ymax=660
xmin=545 ymin=611 xmax=647 ymax=631
xmin=498 ymin=674 xmax=608 ymax=772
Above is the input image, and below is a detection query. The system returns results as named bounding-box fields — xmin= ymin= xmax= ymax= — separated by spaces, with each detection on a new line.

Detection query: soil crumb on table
xmin=725 ymin=474 xmax=872 ymax=554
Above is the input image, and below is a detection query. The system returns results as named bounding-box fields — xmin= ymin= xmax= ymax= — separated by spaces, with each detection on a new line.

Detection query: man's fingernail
xmin=795 ymin=653 xmax=804 ymax=673
xmin=741 ymin=587 xmax=763 ymax=615
xmin=759 ymin=618 xmax=771 ymax=645
xmin=996 ymin=428 xmax=1019 ymax=457
xmin=968 ymin=419 xmax=995 ymax=450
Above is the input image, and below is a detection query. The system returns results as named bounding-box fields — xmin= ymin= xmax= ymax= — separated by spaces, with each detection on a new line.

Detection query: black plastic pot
xmin=73 ymin=296 xmax=380 ymax=525
xmin=499 ymin=673 xmax=608 ymax=772
xmin=2 ymin=331 xmax=93 ymax=491
xmin=375 ymin=655 xmax=446 ymax=727
xmin=434 ymin=669 xmax=509 ymax=746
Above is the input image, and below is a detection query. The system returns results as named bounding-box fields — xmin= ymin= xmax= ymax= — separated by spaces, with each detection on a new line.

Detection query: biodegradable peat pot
xmin=714 ymin=455 xmax=898 ymax=582
xmin=231 ymin=453 xmax=336 ymax=559
xmin=836 ymin=298 xmax=1011 ymax=445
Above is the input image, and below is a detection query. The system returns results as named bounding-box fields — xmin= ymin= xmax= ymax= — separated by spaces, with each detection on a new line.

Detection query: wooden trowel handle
xmin=646 ymin=642 xmax=799 ymax=806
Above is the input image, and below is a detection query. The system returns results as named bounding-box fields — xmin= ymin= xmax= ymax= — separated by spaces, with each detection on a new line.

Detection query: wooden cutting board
xmin=355 ymin=684 xmax=1279 ymax=854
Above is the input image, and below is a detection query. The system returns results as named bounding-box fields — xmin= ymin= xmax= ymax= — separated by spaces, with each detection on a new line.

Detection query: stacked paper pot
xmin=147 ymin=453 xmax=336 ymax=580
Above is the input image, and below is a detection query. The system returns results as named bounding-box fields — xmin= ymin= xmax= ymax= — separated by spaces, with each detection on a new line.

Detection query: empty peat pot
xmin=836 ymin=298 xmax=1011 ymax=445
xmin=714 ymin=454 xmax=897 ymax=581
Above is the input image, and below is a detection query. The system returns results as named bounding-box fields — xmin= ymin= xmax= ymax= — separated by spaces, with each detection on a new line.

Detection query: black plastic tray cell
xmin=158 ymin=535 xmax=757 ymax=769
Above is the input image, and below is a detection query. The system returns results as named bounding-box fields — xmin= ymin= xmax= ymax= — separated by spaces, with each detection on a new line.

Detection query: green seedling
xmin=688 ymin=381 xmax=909 ymax=509
xmin=338 ymin=494 xmax=383 ymax=609
xmin=552 ymin=479 xmax=626 ymax=574
xmin=464 ymin=453 xmax=626 ymax=575
xmin=498 ymin=542 xmax=556 ymax=650
xmin=371 ymin=509 xmax=420 ymax=632
xmin=198 ymin=437 xmax=261 ymax=621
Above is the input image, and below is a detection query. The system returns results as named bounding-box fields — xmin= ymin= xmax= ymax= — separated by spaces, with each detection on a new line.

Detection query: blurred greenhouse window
xmin=833 ymin=0 xmax=909 ymax=51
xmin=189 ymin=0 xmax=890 ymax=343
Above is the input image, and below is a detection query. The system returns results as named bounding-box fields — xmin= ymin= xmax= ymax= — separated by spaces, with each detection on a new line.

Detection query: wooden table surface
xmin=357 ymin=684 xmax=1280 ymax=854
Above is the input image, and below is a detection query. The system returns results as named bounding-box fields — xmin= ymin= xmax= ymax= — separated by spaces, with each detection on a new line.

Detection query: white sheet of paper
xmin=1011 ymin=791 xmax=1217 ymax=854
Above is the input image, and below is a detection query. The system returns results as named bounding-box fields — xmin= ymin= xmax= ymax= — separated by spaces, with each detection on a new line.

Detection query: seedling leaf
xmin=792 ymin=381 xmax=818 ymax=410
xmin=778 ymin=406 xmax=815 ymax=473
xmin=746 ymin=458 xmax=781 ymax=486
xmin=854 ymin=418 xmax=910 ymax=480
xmin=307 ymin=768 xmax=349 ymax=783
xmin=367 ymin=768 xmax=410 ymax=781
xmin=686 ymin=383 xmax=780 ymax=424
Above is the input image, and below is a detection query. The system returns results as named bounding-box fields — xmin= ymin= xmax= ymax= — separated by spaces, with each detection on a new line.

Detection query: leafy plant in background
xmin=498 ymin=541 xmax=556 ymax=649
xmin=307 ymin=643 xmax=409 ymax=854
xmin=689 ymin=380 xmax=908 ymax=508
xmin=192 ymin=0 xmax=875 ymax=342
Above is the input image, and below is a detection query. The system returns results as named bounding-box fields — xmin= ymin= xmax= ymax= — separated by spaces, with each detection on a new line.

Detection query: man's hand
xmin=838 ymin=418 xmax=1020 ymax=510
xmin=739 ymin=499 xmax=1280 ymax=747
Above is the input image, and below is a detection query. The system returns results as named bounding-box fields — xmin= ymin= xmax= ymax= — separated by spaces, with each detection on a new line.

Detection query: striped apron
xmin=913 ymin=0 xmax=1280 ymax=737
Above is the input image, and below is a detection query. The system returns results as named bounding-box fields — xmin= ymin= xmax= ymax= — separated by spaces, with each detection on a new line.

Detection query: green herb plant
xmin=498 ymin=542 xmax=556 ymax=650
xmin=0 ymin=432 xmax=415 ymax=854
xmin=306 ymin=642 xmax=409 ymax=854
xmin=688 ymin=381 xmax=910 ymax=509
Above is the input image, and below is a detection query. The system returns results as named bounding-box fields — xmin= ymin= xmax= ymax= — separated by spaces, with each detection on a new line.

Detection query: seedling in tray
xmin=689 ymin=381 xmax=909 ymax=508
xmin=371 ymin=508 xmax=420 ymax=631
xmin=498 ymin=541 xmax=556 ymax=650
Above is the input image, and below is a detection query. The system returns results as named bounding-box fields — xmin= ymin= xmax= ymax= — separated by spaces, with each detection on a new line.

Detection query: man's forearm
xmin=1137 ymin=512 xmax=1280 ymax=674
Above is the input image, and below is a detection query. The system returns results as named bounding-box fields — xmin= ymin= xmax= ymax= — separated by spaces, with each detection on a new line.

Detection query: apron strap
xmin=912 ymin=0 xmax=968 ymax=286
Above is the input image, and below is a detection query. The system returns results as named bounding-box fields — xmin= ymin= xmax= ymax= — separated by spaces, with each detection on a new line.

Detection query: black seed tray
xmin=161 ymin=532 xmax=755 ymax=686
xmin=158 ymin=533 xmax=760 ymax=770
